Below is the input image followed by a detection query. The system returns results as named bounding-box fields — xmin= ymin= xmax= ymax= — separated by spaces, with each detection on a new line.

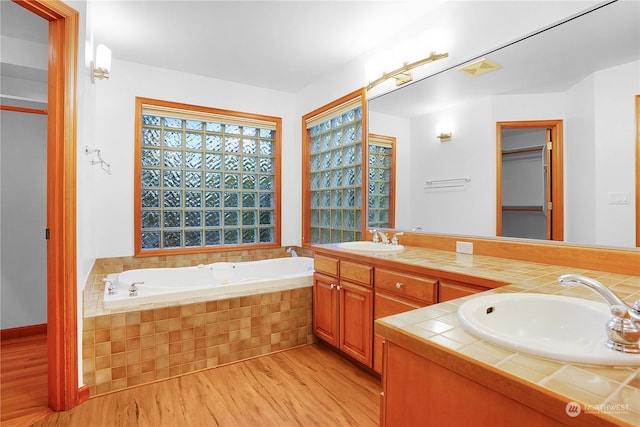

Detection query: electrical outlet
xmin=456 ymin=241 xmax=473 ymax=254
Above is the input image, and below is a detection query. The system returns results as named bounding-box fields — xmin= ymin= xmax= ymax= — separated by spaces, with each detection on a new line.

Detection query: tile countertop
xmin=317 ymin=244 xmax=640 ymax=426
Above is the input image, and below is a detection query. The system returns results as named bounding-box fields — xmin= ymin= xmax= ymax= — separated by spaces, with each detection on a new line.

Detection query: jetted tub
xmin=103 ymin=256 xmax=314 ymax=310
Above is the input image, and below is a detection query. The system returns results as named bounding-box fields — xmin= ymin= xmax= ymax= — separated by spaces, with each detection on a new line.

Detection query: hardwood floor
xmin=34 ymin=343 xmax=381 ymax=427
xmin=1 ymin=334 xmax=50 ymax=427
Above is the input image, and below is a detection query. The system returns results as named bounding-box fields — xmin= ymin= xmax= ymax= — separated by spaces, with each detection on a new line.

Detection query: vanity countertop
xmin=319 ymin=244 xmax=640 ymax=426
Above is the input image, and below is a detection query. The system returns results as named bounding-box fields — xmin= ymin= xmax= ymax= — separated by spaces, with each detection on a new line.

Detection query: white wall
xmin=0 ymin=110 xmax=47 ymax=329
xmin=593 ymin=61 xmax=639 ymax=247
xmin=407 ymin=97 xmax=495 ymax=236
xmin=91 ymin=60 xmax=298 ymax=258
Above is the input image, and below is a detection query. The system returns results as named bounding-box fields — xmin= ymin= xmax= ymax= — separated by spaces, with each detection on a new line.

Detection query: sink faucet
xmin=558 ymin=274 xmax=640 ymax=354
xmin=370 ymin=229 xmax=388 ymax=244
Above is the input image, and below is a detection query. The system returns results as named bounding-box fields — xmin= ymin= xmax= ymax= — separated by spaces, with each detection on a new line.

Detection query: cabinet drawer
xmin=341 ymin=261 xmax=373 ymax=287
xmin=374 ymin=268 xmax=437 ymax=304
xmin=439 ymin=280 xmax=488 ymax=302
xmin=314 ymin=255 xmax=339 ymax=277
xmin=375 ymin=292 xmax=424 ymax=320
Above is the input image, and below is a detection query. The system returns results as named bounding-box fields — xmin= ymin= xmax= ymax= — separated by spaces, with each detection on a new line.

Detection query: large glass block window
xmin=303 ymin=91 xmax=365 ymax=244
xmin=368 ymin=134 xmax=396 ymax=229
xmin=135 ymin=98 xmax=281 ymax=255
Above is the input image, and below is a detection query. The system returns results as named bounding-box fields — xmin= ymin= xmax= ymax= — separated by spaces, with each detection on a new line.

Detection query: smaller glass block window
xmin=367 ymin=135 xmax=395 ymax=229
xmin=307 ymin=103 xmax=363 ymax=244
xmin=136 ymin=98 xmax=280 ymax=254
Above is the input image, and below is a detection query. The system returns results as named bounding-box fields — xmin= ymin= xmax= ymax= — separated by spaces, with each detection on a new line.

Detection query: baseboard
xmin=1 ymin=323 xmax=47 ymax=341
xmin=78 ymin=385 xmax=90 ymax=404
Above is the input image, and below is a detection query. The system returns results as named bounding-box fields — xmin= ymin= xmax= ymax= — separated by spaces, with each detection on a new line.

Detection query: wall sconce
xmin=366 ymin=51 xmax=448 ymax=91
xmin=436 ymin=122 xmax=452 ymax=142
xmin=91 ymin=44 xmax=112 ymax=82
xmin=437 ymin=131 xmax=452 ymax=142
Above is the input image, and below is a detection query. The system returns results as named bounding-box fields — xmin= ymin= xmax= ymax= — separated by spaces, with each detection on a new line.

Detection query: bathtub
xmin=103 ymin=256 xmax=314 ymax=310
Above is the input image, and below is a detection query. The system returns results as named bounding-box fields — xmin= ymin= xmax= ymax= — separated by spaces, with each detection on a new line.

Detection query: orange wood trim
xmin=496 ymin=120 xmax=564 ymax=241
xmin=133 ymin=97 xmax=283 ymax=257
xmin=360 ymin=89 xmax=368 ymax=238
xmin=369 ymin=133 xmax=397 ymax=228
xmin=15 ymin=0 xmax=80 ymax=411
xmin=0 ymin=104 xmax=47 ymax=115
xmin=399 ymin=232 xmax=640 ymax=276
xmin=0 ymin=323 xmax=47 ymax=341
xmin=636 ymin=95 xmax=639 ymax=247
xmin=301 ymin=88 xmax=367 ymax=247
xmin=77 ymin=385 xmax=90 ymax=404
xmin=495 ymin=122 xmax=503 ymax=236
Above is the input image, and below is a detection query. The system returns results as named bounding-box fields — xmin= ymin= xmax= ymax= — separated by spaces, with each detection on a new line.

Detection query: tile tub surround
xmin=376 ymin=271 xmax=640 ymax=426
xmin=83 ymin=248 xmax=314 ymax=396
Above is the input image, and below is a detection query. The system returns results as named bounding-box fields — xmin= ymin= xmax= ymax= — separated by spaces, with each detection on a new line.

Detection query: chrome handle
xmin=396 ymin=282 xmax=404 ymax=289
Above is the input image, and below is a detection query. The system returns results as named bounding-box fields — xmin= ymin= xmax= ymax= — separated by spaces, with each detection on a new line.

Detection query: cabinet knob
xmin=337 ymin=285 xmax=342 ymax=291
xmin=396 ymin=282 xmax=404 ymax=289
xmin=330 ymin=284 xmax=336 ymax=290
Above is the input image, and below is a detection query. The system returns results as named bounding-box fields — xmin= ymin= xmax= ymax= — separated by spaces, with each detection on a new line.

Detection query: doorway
xmin=496 ymin=120 xmax=564 ymax=241
xmin=10 ymin=0 xmax=80 ymax=411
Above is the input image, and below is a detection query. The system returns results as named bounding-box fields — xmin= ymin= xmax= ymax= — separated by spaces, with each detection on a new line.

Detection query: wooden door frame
xmin=636 ymin=95 xmax=640 ymax=247
xmin=14 ymin=0 xmax=80 ymax=411
xmin=496 ymin=120 xmax=564 ymax=241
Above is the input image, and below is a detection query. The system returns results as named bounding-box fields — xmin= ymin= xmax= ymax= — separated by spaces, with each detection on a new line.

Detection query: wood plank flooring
xmin=1 ymin=334 xmax=50 ymax=427
xmin=35 ymin=343 xmax=381 ymax=427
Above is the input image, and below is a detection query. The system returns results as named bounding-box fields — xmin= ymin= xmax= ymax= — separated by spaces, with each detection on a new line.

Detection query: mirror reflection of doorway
xmin=496 ymin=120 xmax=564 ymax=241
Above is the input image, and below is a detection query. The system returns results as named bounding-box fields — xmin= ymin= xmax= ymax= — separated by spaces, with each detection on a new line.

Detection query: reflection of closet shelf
xmin=502 ymin=145 xmax=545 ymax=161
xmin=502 ymin=206 xmax=544 ymax=212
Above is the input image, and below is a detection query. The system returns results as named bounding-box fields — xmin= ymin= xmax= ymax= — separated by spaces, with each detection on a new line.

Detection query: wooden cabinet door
xmin=339 ymin=280 xmax=373 ymax=367
xmin=313 ymin=273 xmax=339 ymax=347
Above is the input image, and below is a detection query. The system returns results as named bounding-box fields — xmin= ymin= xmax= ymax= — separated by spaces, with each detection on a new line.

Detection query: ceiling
xmin=370 ymin=0 xmax=640 ymax=117
xmin=88 ymin=0 xmax=446 ymax=93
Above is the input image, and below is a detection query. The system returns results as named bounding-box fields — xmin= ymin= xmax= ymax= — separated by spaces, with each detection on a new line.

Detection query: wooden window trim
xmin=368 ymin=133 xmax=396 ymax=228
xmin=134 ymin=97 xmax=282 ymax=257
xmin=301 ymin=88 xmax=368 ymax=248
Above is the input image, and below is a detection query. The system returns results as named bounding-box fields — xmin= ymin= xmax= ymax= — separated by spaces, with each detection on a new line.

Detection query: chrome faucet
xmin=558 ymin=274 xmax=640 ymax=354
xmin=391 ymin=232 xmax=404 ymax=246
xmin=286 ymin=247 xmax=298 ymax=257
xmin=129 ymin=281 xmax=144 ymax=297
xmin=104 ymin=278 xmax=117 ymax=295
xmin=370 ymin=229 xmax=388 ymax=244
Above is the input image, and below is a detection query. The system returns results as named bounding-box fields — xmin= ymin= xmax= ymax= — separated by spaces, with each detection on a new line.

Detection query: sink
xmin=457 ymin=293 xmax=640 ymax=366
xmin=337 ymin=241 xmax=404 ymax=253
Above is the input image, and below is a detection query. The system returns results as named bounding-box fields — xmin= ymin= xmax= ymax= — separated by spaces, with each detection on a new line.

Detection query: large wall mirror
xmin=368 ymin=0 xmax=639 ymax=249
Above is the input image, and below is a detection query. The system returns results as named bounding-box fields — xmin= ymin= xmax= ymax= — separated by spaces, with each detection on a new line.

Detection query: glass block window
xmin=135 ymin=98 xmax=281 ymax=255
xmin=303 ymin=91 xmax=365 ymax=244
xmin=368 ymin=134 xmax=396 ymax=229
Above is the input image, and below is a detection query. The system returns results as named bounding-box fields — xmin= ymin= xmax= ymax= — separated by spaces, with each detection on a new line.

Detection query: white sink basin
xmin=457 ymin=293 xmax=640 ymax=366
xmin=337 ymin=241 xmax=404 ymax=253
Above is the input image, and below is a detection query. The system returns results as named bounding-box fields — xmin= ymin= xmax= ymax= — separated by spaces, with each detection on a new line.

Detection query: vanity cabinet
xmin=438 ymin=279 xmax=489 ymax=302
xmin=373 ymin=268 xmax=438 ymax=373
xmin=381 ymin=341 xmax=565 ymax=427
xmin=313 ymin=255 xmax=374 ymax=367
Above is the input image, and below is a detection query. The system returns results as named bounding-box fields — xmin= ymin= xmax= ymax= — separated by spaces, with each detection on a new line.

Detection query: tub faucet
xmin=370 ymin=229 xmax=388 ymax=244
xmin=103 ymin=278 xmax=117 ymax=295
xmin=558 ymin=274 xmax=640 ymax=353
xmin=286 ymin=247 xmax=298 ymax=257
xmin=129 ymin=281 xmax=144 ymax=297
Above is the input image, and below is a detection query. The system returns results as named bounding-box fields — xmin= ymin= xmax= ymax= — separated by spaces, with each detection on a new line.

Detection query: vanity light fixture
xmin=366 ymin=51 xmax=449 ymax=91
xmin=91 ymin=44 xmax=112 ymax=82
